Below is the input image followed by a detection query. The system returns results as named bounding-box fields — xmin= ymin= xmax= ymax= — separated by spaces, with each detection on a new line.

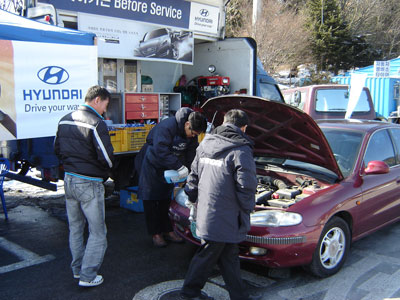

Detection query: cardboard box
xmin=120 ymin=186 xmax=144 ymax=212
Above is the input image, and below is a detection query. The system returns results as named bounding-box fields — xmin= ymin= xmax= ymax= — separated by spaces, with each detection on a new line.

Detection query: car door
xmin=355 ymin=128 xmax=400 ymax=236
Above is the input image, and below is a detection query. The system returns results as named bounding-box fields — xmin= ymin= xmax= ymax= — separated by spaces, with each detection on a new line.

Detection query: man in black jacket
xmin=54 ymin=85 xmax=114 ymax=287
xmin=135 ymin=107 xmax=207 ymax=247
xmin=180 ymin=109 xmax=257 ymax=300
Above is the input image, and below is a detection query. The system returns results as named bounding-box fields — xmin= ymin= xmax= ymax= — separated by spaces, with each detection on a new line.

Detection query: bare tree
xmin=232 ymin=0 xmax=311 ymax=73
xmin=342 ymin=0 xmax=400 ymax=59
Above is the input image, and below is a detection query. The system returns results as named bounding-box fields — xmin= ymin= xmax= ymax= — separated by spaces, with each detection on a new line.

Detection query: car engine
xmin=255 ymin=175 xmax=324 ymax=208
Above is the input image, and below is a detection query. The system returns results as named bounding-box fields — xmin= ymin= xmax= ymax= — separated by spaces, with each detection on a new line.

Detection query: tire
xmin=307 ymin=216 xmax=351 ymax=278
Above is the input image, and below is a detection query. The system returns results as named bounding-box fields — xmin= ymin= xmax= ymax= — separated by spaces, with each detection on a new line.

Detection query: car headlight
xmin=175 ymin=188 xmax=189 ymax=208
xmin=250 ymin=210 xmax=302 ymax=227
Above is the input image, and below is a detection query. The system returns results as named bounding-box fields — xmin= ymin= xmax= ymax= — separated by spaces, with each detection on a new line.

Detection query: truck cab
xmin=282 ymin=84 xmax=377 ymax=120
xmin=255 ymin=59 xmax=284 ymax=102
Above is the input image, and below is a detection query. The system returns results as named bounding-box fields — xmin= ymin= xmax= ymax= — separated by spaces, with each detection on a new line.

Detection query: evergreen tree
xmin=306 ymin=0 xmax=355 ymax=74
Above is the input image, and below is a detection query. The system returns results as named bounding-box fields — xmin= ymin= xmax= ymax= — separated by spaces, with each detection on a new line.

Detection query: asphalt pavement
xmin=1 ymin=178 xmax=400 ymax=300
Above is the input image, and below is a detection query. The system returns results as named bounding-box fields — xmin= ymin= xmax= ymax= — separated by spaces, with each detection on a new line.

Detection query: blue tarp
xmin=0 ymin=9 xmax=95 ymax=45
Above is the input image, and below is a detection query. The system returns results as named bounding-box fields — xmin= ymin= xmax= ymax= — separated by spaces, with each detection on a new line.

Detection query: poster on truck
xmin=78 ymin=12 xmax=194 ymax=64
xmin=0 ymin=40 xmax=97 ymax=141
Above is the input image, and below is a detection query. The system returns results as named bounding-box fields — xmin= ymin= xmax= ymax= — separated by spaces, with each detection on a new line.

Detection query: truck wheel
xmin=306 ymin=216 xmax=351 ymax=278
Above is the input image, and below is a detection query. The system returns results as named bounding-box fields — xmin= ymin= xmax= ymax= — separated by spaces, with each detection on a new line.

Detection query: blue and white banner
xmin=40 ymin=0 xmax=191 ymax=29
xmin=0 ymin=40 xmax=97 ymax=140
xmin=40 ymin=0 xmax=221 ymax=37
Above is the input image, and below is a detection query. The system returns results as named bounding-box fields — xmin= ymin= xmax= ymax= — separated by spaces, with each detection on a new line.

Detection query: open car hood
xmin=201 ymin=95 xmax=343 ymax=180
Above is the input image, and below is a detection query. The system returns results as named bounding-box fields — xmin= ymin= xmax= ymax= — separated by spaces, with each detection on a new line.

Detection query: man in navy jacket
xmin=136 ymin=107 xmax=207 ymax=247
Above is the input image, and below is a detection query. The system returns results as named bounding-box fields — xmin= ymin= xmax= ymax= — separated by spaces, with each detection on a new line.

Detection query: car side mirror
xmin=364 ymin=160 xmax=389 ymax=175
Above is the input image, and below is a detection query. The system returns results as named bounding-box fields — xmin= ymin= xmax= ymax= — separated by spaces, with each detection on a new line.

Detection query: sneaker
xmin=73 ymin=274 xmax=80 ymax=279
xmin=79 ymin=275 xmax=103 ymax=287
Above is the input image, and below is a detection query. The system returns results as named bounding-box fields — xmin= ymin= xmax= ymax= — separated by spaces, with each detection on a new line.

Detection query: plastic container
xmin=120 ymin=186 xmax=144 ymax=212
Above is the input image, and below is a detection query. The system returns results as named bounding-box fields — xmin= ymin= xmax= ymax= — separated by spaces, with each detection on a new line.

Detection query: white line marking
xmin=0 ymin=237 xmax=55 ymax=274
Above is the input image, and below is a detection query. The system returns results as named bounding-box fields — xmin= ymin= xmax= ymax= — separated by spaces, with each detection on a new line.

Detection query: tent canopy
xmin=0 ymin=9 xmax=95 ymax=45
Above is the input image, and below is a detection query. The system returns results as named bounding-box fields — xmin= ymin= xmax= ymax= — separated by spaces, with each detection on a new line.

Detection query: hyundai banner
xmin=0 ymin=40 xmax=97 ymax=140
xmin=40 ymin=0 xmax=221 ymax=36
xmin=40 ymin=0 xmax=191 ymax=29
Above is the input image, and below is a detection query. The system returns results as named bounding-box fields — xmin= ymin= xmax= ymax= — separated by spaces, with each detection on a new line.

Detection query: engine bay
xmin=255 ymin=174 xmax=327 ymax=208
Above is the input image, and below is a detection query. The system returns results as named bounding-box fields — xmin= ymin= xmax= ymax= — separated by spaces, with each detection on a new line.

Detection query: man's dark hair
xmin=85 ymin=85 xmax=111 ymax=103
xmin=223 ymin=109 xmax=249 ymax=128
xmin=188 ymin=111 xmax=207 ymax=133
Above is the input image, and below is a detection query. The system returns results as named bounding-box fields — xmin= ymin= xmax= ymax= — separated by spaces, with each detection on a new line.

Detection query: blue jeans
xmin=64 ymin=173 xmax=107 ymax=282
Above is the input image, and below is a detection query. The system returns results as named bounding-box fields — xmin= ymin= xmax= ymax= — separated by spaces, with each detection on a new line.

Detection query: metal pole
xmin=253 ymin=0 xmax=259 ymax=26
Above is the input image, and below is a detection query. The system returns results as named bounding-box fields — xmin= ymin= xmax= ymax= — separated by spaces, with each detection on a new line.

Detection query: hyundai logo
xmin=37 ymin=66 xmax=69 ymax=85
xmin=199 ymin=9 xmax=209 ymax=17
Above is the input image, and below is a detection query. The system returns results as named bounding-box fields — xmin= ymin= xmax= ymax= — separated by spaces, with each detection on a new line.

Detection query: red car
xmin=169 ymin=94 xmax=400 ymax=278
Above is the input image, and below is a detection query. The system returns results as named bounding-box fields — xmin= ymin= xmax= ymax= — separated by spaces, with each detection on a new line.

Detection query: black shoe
xmin=164 ymin=231 xmax=184 ymax=243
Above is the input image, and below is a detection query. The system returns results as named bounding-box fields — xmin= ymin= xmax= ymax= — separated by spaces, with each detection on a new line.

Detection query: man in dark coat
xmin=180 ymin=109 xmax=257 ymax=300
xmin=54 ymin=85 xmax=114 ymax=287
xmin=136 ymin=107 xmax=207 ymax=247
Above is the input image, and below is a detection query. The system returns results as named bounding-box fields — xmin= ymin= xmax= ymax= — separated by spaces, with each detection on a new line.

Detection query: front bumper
xmin=169 ymin=201 xmax=322 ymax=268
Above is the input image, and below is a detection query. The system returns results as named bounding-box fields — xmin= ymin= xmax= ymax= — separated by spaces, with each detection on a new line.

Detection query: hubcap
xmin=319 ymin=227 xmax=345 ymax=269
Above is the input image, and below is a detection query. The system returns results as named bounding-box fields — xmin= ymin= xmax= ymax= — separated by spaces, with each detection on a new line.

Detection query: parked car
xmin=134 ymin=28 xmax=178 ymax=59
xmin=281 ymin=84 xmax=378 ymax=120
xmin=169 ymin=94 xmax=400 ymax=278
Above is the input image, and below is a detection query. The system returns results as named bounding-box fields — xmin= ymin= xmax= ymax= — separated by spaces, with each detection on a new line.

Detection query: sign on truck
xmin=0 ymin=9 xmax=97 ymax=189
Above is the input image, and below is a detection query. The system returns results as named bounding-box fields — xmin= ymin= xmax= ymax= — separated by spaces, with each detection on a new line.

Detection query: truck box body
xmin=0 ymin=4 xmax=283 ymax=190
xmin=141 ymin=37 xmax=284 ymax=106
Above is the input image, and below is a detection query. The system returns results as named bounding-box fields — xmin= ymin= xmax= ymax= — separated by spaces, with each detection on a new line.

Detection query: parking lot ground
xmin=1 ymin=183 xmax=400 ymax=300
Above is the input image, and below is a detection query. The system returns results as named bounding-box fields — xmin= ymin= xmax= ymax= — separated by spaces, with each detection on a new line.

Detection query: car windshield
xmin=320 ymin=127 xmax=364 ymax=177
xmin=144 ymin=29 xmax=168 ymax=41
xmin=254 ymin=156 xmax=338 ymax=183
xmin=315 ymin=89 xmax=370 ymax=112
xmin=259 ymin=81 xmax=284 ymax=102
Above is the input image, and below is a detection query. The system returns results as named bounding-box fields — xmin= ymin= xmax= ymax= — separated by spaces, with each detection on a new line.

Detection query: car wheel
xmin=307 ymin=216 xmax=351 ymax=278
